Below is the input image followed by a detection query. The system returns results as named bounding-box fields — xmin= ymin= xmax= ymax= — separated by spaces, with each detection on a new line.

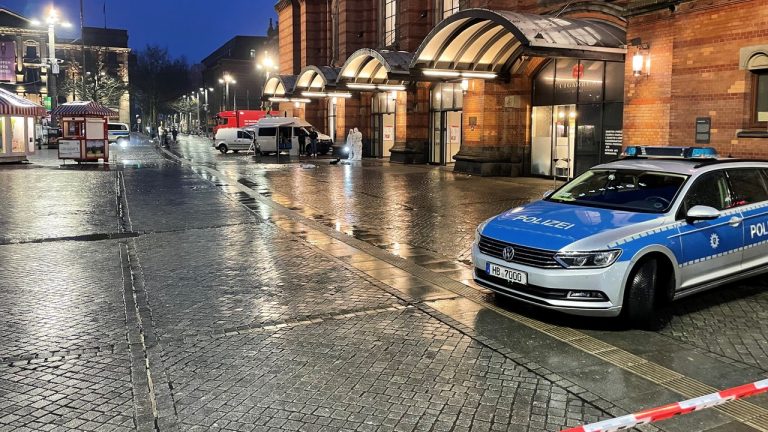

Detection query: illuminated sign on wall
xmin=0 ymin=41 xmax=16 ymax=83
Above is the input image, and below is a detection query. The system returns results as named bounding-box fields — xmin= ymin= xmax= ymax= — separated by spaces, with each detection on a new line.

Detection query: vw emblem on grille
xmin=502 ymin=246 xmax=515 ymax=262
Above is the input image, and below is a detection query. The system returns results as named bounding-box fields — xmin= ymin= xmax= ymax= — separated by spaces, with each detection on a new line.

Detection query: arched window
xmin=747 ymin=53 xmax=768 ymax=127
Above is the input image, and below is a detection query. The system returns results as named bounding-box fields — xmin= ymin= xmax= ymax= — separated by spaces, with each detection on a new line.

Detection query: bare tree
xmin=169 ymin=96 xmax=198 ymax=133
xmin=58 ymin=59 xmax=128 ymax=107
xmin=131 ymin=45 xmax=191 ymax=133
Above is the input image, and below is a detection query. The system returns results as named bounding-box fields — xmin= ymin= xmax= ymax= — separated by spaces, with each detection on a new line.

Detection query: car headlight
xmin=343 ymin=146 xmax=350 ymax=153
xmin=554 ymin=250 xmax=622 ymax=269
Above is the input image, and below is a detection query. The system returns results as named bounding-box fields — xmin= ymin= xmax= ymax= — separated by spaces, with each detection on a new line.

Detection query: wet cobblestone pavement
xmin=0 ymin=136 xmax=767 ymax=431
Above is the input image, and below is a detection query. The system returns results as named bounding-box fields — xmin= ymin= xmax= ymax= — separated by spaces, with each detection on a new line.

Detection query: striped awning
xmin=338 ymin=49 xmax=413 ymax=85
xmin=51 ymin=101 xmax=118 ymax=117
xmin=412 ymin=9 xmax=626 ymax=77
xmin=0 ymin=88 xmax=46 ymax=117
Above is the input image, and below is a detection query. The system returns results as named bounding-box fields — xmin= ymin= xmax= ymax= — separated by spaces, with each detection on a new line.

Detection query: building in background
xmin=58 ymin=27 xmax=131 ymax=123
xmin=269 ymin=0 xmax=768 ymax=176
xmin=201 ymin=22 xmax=279 ymax=118
xmin=0 ymin=8 xmax=130 ymax=123
xmin=0 ymin=9 xmax=51 ymax=108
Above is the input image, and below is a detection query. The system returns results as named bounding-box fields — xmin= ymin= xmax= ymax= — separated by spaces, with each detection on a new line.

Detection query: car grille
xmin=478 ymin=235 xmax=560 ymax=268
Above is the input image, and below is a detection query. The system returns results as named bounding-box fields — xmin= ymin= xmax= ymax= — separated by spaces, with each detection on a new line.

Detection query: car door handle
xmin=729 ymin=216 xmax=743 ymax=227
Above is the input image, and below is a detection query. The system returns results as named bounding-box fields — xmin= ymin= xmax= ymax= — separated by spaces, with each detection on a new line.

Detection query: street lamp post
xmin=200 ymin=87 xmax=213 ymax=135
xmin=195 ymin=91 xmax=201 ymax=134
xmin=31 ymin=7 xmax=72 ymax=112
xmin=256 ymin=51 xmax=278 ymax=111
xmin=218 ymin=73 xmax=236 ymax=111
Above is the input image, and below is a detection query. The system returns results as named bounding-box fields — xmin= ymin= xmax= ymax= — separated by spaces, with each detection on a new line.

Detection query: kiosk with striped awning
xmin=0 ymin=88 xmax=46 ymax=163
xmin=52 ymin=101 xmax=118 ymax=163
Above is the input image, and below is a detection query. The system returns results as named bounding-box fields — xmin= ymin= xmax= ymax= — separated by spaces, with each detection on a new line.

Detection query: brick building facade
xmin=268 ymin=0 xmax=768 ymax=176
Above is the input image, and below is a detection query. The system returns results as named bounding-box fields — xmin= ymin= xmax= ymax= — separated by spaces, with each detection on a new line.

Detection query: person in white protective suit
xmin=346 ymin=128 xmax=355 ymax=160
xmin=353 ymin=127 xmax=363 ymax=161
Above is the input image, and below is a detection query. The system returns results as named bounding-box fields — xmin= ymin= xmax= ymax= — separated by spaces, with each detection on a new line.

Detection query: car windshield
xmin=548 ymin=169 xmax=688 ymax=213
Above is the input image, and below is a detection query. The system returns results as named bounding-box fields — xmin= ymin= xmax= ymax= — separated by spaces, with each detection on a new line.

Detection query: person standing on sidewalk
xmin=171 ymin=128 xmax=178 ymax=143
xmin=298 ymin=128 xmax=307 ymax=156
xmin=308 ymin=127 xmax=319 ymax=157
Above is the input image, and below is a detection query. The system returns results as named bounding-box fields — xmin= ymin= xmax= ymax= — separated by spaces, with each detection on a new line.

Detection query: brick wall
xmin=397 ymin=0 xmax=435 ymax=53
xmin=338 ymin=0 xmax=378 ymax=62
xmin=277 ymin=1 xmax=299 ymax=74
xmin=459 ymin=78 xmax=529 ymax=162
xmin=304 ymin=100 xmax=327 ymax=133
xmin=626 ymin=0 xmax=768 ymax=156
xmin=300 ymin=0 xmax=331 ymax=68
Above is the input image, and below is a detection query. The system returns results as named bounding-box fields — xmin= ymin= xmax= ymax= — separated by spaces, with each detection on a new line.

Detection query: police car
xmin=473 ymin=146 xmax=768 ymax=327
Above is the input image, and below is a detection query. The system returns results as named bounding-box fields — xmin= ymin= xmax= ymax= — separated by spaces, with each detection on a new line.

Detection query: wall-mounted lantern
xmin=628 ymin=37 xmax=651 ymax=78
xmin=460 ymin=79 xmax=469 ymax=94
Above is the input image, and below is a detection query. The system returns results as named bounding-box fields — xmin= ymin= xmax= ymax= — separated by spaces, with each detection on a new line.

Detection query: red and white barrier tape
xmin=562 ymin=378 xmax=768 ymax=432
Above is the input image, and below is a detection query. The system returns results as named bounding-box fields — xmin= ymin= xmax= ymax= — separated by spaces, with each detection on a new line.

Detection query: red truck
xmin=212 ymin=110 xmax=279 ymax=135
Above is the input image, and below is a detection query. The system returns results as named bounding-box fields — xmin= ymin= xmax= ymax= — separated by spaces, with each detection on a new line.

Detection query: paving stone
xmin=0 ymin=241 xmax=126 ymax=360
xmin=161 ymin=308 xmax=608 ymax=431
xmin=135 ymin=224 xmax=401 ymax=339
xmin=0 ymin=354 xmax=134 ymax=432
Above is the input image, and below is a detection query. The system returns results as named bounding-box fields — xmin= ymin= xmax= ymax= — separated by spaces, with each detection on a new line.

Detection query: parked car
xmin=473 ymin=146 xmax=768 ymax=328
xmin=213 ymin=128 xmax=254 ymax=154
xmin=246 ymin=117 xmax=333 ymax=155
xmin=107 ymin=122 xmax=130 ymax=145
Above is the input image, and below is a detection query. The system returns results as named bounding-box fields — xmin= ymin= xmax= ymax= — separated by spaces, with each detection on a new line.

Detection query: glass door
xmin=445 ymin=111 xmax=461 ymax=164
xmin=430 ymin=111 xmax=441 ymax=164
xmin=370 ymin=114 xmax=383 ymax=158
xmin=531 ymin=106 xmax=553 ymax=176
xmin=382 ymin=113 xmax=395 ymax=158
xmin=553 ymin=105 xmax=576 ymax=179
xmin=574 ymin=104 xmax=602 ymax=176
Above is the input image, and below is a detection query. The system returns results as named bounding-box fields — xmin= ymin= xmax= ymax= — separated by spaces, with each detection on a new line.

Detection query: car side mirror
xmin=686 ymin=205 xmax=720 ymax=222
xmin=543 ymin=190 xmax=554 ymax=199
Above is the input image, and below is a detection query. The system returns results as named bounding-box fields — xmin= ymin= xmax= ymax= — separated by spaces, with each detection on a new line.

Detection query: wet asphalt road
xmin=0 ymin=134 xmax=766 ymax=431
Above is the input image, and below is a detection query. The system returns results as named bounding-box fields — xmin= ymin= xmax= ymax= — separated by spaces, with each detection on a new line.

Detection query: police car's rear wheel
xmin=623 ymin=259 xmax=665 ymax=330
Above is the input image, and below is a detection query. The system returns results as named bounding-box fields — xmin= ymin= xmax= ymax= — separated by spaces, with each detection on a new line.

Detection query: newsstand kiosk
xmin=52 ymin=101 xmax=117 ymax=163
xmin=0 ymin=88 xmax=46 ymax=163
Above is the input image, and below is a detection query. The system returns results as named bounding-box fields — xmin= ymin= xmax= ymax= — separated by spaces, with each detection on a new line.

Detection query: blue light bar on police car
xmin=622 ymin=146 xmax=718 ymax=159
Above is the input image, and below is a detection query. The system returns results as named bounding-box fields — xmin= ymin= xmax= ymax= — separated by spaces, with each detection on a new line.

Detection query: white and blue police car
xmin=473 ymin=146 xmax=768 ymax=327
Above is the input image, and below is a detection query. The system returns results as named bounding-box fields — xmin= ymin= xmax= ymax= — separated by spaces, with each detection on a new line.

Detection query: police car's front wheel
xmin=623 ymin=259 xmax=671 ymax=330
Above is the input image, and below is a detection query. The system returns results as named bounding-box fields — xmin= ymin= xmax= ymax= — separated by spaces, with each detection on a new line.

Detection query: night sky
xmin=1 ymin=0 xmax=277 ymax=63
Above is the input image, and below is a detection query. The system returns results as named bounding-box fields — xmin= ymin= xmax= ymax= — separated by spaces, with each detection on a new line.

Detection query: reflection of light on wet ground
xmin=174 ymin=136 xmax=552 ymax=264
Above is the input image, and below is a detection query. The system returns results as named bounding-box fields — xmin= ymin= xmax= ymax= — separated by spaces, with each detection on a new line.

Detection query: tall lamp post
xmin=218 ymin=73 xmax=236 ymax=111
xmin=193 ymin=91 xmax=201 ymax=133
xmin=31 ymin=7 xmax=72 ymax=112
xmin=256 ymin=51 xmax=278 ymax=111
xmin=199 ymin=87 xmax=213 ymax=135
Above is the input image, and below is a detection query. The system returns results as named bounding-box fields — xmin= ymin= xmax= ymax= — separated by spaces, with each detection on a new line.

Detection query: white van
xmin=107 ymin=122 xmax=130 ymax=144
xmin=247 ymin=117 xmax=333 ymax=155
xmin=213 ymin=128 xmax=254 ymax=154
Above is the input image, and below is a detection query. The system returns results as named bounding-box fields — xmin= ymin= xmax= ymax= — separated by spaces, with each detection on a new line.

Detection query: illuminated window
xmin=63 ymin=120 xmax=85 ymax=138
xmin=383 ymin=0 xmax=396 ymax=47
xmin=441 ymin=0 xmax=460 ymax=19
